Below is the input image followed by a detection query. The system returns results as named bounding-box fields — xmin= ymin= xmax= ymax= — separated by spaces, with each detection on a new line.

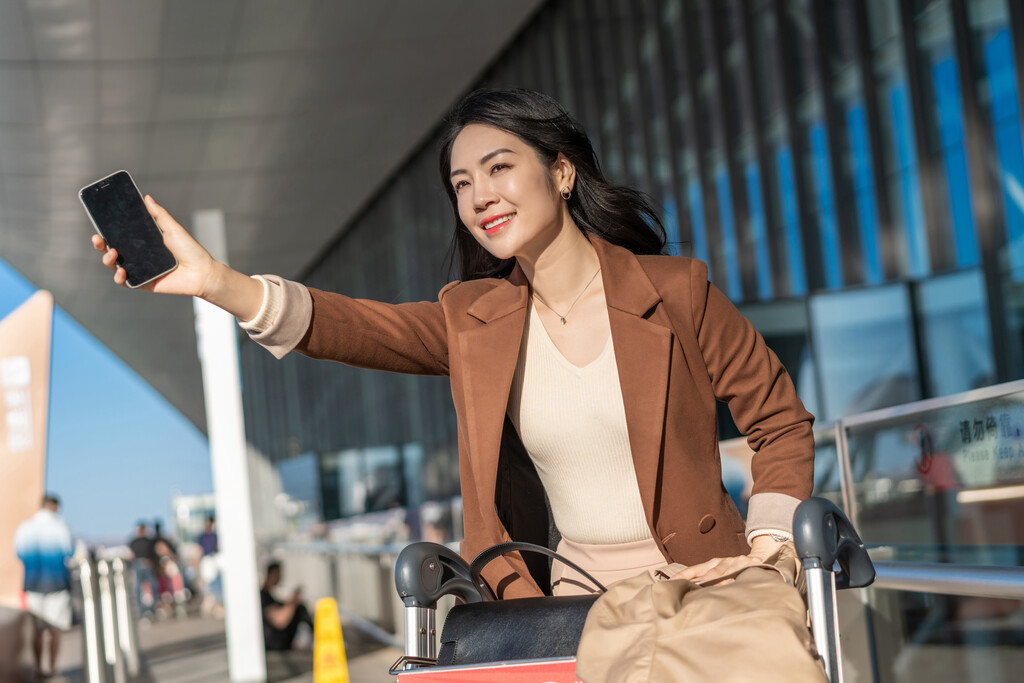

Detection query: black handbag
xmin=435 ymin=541 xmax=606 ymax=667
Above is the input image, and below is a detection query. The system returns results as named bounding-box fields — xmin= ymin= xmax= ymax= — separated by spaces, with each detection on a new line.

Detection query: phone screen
xmin=79 ymin=170 xmax=177 ymax=288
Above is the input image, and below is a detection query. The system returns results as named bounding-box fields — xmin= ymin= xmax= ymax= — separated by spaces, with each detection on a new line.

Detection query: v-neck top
xmin=507 ymin=305 xmax=652 ymax=544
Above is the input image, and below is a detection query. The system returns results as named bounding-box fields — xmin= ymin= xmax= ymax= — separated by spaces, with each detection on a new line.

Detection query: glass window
xmin=785 ymin=0 xmax=845 ymax=291
xmin=660 ymin=0 xmax=711 ymax=264
xmin=823 ymin=0 xmax=886 ymax=286
xmin=809 ymin=284 xmax=922 ymax=421
xmin=867 ymin=0 xmax=932 ymax=279
xmin=751 ymin=0 xmax=807 ymax=296
xmin=364 ymin=445 xmax=403 ymax=512
xmin=965 ymin=0 xmax=1024 ymax=280
xmin=913 ymin=0 xmax=981 ymax=268
xmin=916 ymin=268 xmax=996 ymax=396
xmin=694 ymin=1 xmax=741 ymax=297
xmin=721 ymin=0 xmax=774 ymax=300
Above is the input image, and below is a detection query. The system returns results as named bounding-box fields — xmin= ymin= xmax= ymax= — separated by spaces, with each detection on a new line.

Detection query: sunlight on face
xmin=449 ymin=124 xmax=567 ymax=263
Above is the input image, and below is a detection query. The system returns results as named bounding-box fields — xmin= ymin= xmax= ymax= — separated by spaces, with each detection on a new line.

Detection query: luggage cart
xmin=389 ymin=497 xmax=874 ymax=682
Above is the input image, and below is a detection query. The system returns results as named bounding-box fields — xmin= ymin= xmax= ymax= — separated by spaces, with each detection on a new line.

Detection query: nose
xmin=473 ymin=180 xmax=498 ymax=213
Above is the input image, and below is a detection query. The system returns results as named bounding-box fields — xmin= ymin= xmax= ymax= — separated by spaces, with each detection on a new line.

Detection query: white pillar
xmin=192 ymin=209 xmax=266 ymax=682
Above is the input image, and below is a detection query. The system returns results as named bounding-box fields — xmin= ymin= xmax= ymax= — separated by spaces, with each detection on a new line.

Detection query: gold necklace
xmin=532 ymin=267 xmax=602 ymax=325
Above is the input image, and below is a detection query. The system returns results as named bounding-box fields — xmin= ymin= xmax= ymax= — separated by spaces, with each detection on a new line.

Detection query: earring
xmin=560 ymin=186 xmax=572 ymax=200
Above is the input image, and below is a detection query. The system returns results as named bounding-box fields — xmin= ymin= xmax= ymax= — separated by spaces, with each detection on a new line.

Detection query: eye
xmin=490 ymin=163 xmax=510 ymax=174
xmin=453 ymin=179 xmax=469 ymax=192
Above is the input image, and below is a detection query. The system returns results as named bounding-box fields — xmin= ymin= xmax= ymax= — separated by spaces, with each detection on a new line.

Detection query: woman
xmin=93 ymin=89 xmax=813 ymax=600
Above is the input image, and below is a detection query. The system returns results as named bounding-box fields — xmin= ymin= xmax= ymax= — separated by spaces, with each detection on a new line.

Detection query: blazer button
xmin=697 ymin=515 xmax=716 ymax=534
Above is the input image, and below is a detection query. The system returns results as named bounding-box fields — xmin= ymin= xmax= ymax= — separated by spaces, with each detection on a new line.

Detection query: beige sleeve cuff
xmin=237 ymin=274 xmax=312 ymax=359
xmin=744 ymin=492 xmax=801 ymax=545
xmin=238 ymin=275 xmax=280 ymax=332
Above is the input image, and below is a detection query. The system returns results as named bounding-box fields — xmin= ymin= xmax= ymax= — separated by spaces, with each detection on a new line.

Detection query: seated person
xmin=260 ymin=561 xmax=313 ymax=651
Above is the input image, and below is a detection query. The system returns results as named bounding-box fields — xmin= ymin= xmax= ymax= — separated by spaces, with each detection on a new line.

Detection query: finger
xmin=697 ymin=557 xmax=758 ymax=584
xmin=144 ymin=194 xmax=160 ymax=217
xmin=113 ymin=266 xmax=128 ymax=287
xmin=674 ymin=558 xmax=721 ymax=581
xmin=101 ymin=248 xmax=119 ymax=269
xmin=697 ymin=562 xmax=737 ymax=582
xmin=91 ymin=234 xmax=107 ymax=251
xmin=145 ymin=195 xmax=174 ymax=231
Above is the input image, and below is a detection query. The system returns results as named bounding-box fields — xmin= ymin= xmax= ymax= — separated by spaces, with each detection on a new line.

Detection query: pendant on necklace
xmin=560 ymin=317 xmax=566 ymax=325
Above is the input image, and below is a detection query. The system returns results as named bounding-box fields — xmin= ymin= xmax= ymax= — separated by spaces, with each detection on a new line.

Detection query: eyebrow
xmin=450 ymin=148 xmax=517 ymax=178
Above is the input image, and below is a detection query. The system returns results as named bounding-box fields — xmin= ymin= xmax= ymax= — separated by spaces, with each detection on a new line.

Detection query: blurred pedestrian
xmin=152 ymin=520 xmax=187 ymax=618
xmin=128 ymin=521 xmax=158 ymax=622
xmin=14 ymin=494 xmax=75 ymax=678
xmin=260 ymin=561 xmax=313 ymax=651
xmin=197 ymin=516 xmax=223 ymax=617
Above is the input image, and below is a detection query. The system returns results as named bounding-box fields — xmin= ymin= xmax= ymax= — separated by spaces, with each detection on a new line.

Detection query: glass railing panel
xmin=865 ymin=587 xmax=1024 ymax=683
xmin=841 ymin=380 xmax=1024 ymax=566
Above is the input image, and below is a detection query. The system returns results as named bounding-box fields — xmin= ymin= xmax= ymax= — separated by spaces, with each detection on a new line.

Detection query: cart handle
xmin=394 ymin=542 xmax=484 ymax=609
xmin=793 ymin=497 xmax=875 ymax=589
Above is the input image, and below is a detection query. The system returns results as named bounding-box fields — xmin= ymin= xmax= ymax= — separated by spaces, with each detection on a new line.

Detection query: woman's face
xmin=449 ymin=124 xmax=571 ymax=263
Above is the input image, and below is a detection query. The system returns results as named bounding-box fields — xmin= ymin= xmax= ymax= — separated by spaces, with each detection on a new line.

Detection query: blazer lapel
xmin=459 ymin=268 xmax=530 ymax=523
xmin=594 ymin=239 xmax=673 ymax=527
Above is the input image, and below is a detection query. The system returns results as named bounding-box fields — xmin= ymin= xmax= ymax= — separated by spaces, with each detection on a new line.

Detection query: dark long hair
xmin=439 ymin=89 xmax=666 ymax=280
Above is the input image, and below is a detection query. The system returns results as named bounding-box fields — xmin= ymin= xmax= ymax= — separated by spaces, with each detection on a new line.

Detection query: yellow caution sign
xmin=313 ymin=597 xmax=349 ymax=683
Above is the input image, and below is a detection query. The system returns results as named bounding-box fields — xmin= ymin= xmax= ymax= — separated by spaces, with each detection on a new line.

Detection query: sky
xmin=0 ymin=257 xmax=212 ymax=545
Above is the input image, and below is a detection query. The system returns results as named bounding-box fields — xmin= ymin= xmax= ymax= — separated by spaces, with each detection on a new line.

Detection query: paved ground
xmin=10 ymin=612 xmax=400 ymax=682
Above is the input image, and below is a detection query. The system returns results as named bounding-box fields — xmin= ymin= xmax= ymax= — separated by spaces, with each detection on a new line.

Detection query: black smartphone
xmin=79 ymin=170 xmax=178 ymax=288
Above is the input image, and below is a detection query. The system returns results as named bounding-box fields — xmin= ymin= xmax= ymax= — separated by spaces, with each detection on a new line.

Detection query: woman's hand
xmin=92 ymin=195 xmax=264 ymax=320
xmin=671 ymin=535 xmax=784 ymax=585
xmin=92 ymin=195 xmax=216 ymax=297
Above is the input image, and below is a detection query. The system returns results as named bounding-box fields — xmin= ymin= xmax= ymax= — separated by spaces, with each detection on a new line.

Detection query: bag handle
xmin=468 ymin=541 xmax=608 ymax=600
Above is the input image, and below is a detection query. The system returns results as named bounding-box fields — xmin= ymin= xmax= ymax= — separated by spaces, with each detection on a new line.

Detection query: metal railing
xmin=872 ymin=561 xmax=1024 ymax=600
xmin=76 ymin=557 xmax=142 ymax=683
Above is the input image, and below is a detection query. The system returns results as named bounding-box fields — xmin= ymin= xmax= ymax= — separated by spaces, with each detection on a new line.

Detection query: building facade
xmin=239 ymin=0 xmax=1024 ymax=527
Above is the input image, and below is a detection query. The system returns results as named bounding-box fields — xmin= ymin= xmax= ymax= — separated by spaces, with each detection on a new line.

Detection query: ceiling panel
xmin=97 ymin=124 xmax=149 ymax=176
xmin=190 ymin=173 xmax=246 ymax=215
xmin=0 ymin=0 xmax=546 ymax=432
xmin=38 ymin=63 xmax=100 ymax=126
xmin=2 ymin=174 xmax=48 ymax=216
xmin=158 ymin=0 xmax=242 ymax=60
xmin=147 ymin=122 xmax=207 ymax=176
xmin=0 ymin=126 xmax=46 ymax=176
xmin=100 ymin=64 xmax=161 ymax=124
xmin=97 ymin=0 xmax=165 ymax=61
xmin=24 ymin=0 xmax=96 ymax=61
xmin=0 ymin=2 xmax=32 ymax=60
xmin=154 ymin=63 xmax=224 ymax=122
xmin=234 ymin=0 xmax=315 ymax=55
xmin=303 ymin=0 xmax=392 ymax=52
xmin=198 ymin=120 xmax=263 ymax=172
xmin=0 ymin=66 xmax=40 ymax=124
xmin=214 ymin=57 xmax=293 ymax=118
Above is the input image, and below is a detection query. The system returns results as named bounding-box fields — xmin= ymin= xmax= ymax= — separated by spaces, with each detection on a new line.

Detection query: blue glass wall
xmin=239 ymin=0 xmax=1024 ymax=519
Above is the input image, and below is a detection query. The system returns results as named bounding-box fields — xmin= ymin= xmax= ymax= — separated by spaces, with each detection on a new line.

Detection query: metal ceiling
xmin=0 ymin=0 xmax=543 ymax=432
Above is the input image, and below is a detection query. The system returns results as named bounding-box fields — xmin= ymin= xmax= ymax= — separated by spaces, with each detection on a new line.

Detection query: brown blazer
xmin=296 ymin=236 xmax=814 ymax=599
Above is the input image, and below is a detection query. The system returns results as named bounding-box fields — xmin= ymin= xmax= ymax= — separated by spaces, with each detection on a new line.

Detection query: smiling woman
xmin=91 ymin=88 xmax=817 ymax=674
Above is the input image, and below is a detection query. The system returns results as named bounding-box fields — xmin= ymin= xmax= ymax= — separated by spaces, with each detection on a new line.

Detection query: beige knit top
xmin=507 ymin=304 xmax=652 ymax=544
